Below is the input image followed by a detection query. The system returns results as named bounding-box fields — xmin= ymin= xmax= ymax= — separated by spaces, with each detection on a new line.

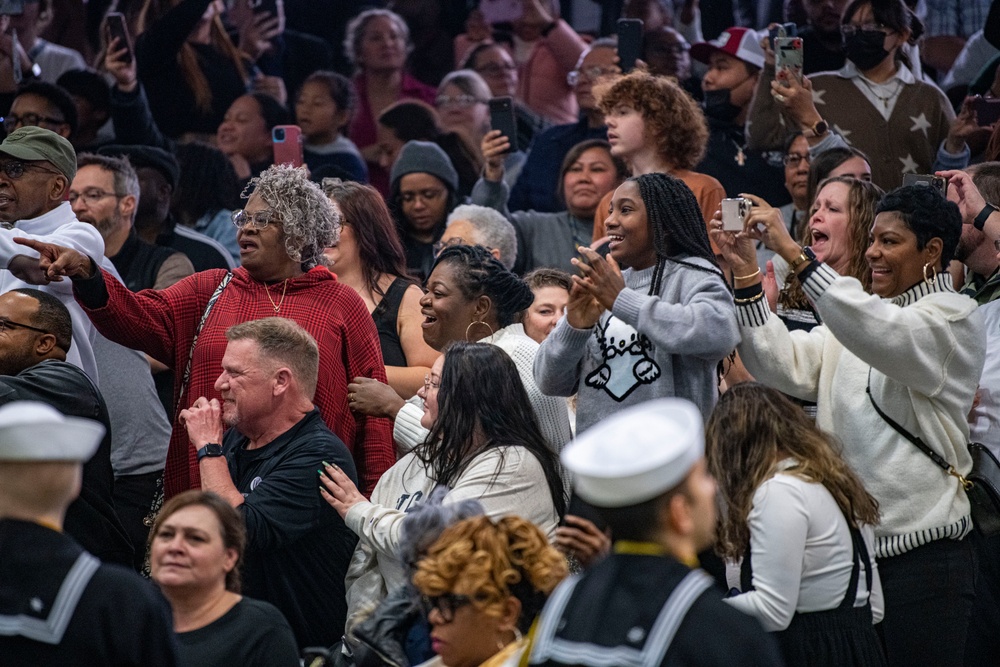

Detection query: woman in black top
xmin=322 ymin=178 xmax=439 ymax=399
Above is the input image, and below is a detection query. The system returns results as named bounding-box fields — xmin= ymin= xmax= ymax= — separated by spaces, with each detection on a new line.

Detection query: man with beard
xmin=799 ymin=0 xmax=849 ymax=74
xmin=692 ymin=27 xmax=790 ymax=207
xmin=179 ymin=317 xmax=359 ymax=650
xmin=71 ymin=154 xmax=193 ymax=292
xmin=0 ymin=287 xmax=131 ymax=566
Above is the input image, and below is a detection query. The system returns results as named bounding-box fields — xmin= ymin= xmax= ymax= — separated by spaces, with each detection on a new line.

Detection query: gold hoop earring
xmin=923 ymin=262 xmax=937 ymax=285
xmin=465 ymin=319 xmax=495 ymax=341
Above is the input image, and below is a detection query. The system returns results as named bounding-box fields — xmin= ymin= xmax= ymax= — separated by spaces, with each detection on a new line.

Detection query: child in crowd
xmin=295 ymin=71 xmax=368 ymax=183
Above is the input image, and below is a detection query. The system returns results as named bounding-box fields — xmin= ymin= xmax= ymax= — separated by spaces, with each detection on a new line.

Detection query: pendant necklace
xmin=263 ymin=279 xmax=289 ymax=312
xmin=732 ymin=140 xmax=746 ymax=166
xmin=858 ymin=76 xmax=902 ymax=110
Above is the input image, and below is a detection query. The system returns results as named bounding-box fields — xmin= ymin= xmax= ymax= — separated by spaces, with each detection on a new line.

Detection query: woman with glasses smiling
xmin=749 ymin=0 xmax=967 ymax=191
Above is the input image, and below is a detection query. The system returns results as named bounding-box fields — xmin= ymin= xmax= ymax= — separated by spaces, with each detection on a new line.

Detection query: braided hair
xmin=431 ymin=245 xmax=535 ymax=327
xmin=632 ymin=173 xmax=725 ymax=295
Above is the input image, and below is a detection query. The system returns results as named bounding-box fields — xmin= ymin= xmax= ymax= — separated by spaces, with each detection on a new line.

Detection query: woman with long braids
xmin=707 ymin=383 xmax=884 ymax=666
xmin=535 ymin=173 xmax=739 ymax=430
xmin=319 ymin=342 xmax=565 ymax=638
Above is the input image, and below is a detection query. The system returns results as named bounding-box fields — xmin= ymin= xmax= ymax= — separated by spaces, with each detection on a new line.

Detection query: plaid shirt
xmin=77 ymin=266 xmax=395 ymax=498
xmin=918 ymin=0 xmax=990 ymax=39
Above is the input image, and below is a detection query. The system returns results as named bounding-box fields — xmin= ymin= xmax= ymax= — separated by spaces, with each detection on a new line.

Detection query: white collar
xmin=838 ymin=60 xmax=915 ymax=85
xmin=13 ymin=201 xmax=77 ymax=234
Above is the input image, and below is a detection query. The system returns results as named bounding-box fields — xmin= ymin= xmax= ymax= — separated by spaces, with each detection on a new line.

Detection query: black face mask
xmin=703 ymin=88 xmax=741 ymax=122
xmin=844 ymin=30 xmax=891 ymax=71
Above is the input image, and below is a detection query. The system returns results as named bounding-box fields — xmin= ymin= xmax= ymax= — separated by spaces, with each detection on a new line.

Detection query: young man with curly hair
xmin=589 ymin=70 xmax=725 ymax=247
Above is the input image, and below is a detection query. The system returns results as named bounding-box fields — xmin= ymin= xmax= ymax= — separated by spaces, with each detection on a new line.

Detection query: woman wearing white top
xmin=707 ymin=383 xmax=884 ymax=666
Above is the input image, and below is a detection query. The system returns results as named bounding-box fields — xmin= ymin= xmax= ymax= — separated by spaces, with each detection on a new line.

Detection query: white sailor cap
xmin=0 ymin=402 xmax=105 ymax=463
xmin=561 ymin=399 xmax=704 ymax=508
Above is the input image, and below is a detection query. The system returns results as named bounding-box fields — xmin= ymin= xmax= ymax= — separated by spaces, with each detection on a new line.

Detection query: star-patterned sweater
xmin=748 ymin=63 xmax=955 ymax=191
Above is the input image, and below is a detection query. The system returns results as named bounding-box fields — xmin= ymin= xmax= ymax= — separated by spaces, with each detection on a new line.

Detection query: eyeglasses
xmin=421 ymin=594 xmax=473 ymax=623
xmin=0 ymin=318 xmax=49 ymax=335
xmin=475 ymin=62 xmax=517 ymax=76
xmin=566 ymin=66 xmax=619 ymax=86
xmin=433 ymin=237 xmax=466 ymax=254
xmin=68 ymin=188 xmax=121 ymax=206
xmin=435 ymin=94 xmax=487 ymax=109
xmin=399 ymin=189 xmax=445 ymax=205
xmin=231 ymin=209 xmax=277 ymax=230
xmin=783 ymin=152 xmax=811 ymax=167
xmin=840 ymin=23 xmax=891 ymax=38
xmin=1 ymin=112 xmax=67 ymax=133
xmin=423 ymin=374 xmax=440 ymax=393
xmin=0 ymin=160 xmax=61 ymax=180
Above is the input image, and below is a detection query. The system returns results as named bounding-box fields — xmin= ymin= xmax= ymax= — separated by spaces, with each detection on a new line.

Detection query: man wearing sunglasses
xmin=0 ymin=126 xmax=106 ymax=383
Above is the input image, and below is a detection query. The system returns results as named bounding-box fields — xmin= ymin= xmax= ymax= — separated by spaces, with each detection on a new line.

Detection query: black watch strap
xmin=196 ymin=443 xmax=224 ymax=461
xmin=974 ymin=203 xmax=998 ymax=231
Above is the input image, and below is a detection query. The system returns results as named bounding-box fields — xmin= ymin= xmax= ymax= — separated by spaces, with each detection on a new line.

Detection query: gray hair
xmin=77 ymin=153 xmax=141 ymax=202
xmin=225 ymin=317 xmax=320 ymax=399
xmin=438 ymin=69 xmax=491 ymax=103
xmin=447 ymin=204 xmax=518 ymax=269
xmin=344 ymin=8 xmax=412 ymax=69
xmin=397 ymin=487 xmax=485 ymax=572
xmin=243 ymin=165 xmax=341 ymax=269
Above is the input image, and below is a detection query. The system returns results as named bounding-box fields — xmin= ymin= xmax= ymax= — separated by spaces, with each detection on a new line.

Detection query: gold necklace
xmin=263 ymin=279 xmax=289 ymax=312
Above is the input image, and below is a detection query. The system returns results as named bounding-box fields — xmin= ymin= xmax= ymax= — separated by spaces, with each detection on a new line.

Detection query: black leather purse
xmin=867 ymin=370 xmax=1000 ymax=537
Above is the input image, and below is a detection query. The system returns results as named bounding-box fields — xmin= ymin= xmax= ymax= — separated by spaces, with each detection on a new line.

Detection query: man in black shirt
xmin=180 ymin=316 xmax=358 ymax=649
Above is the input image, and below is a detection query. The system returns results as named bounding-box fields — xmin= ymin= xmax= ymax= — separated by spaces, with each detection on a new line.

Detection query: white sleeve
xmin=392 ymin=397 xmax=428 ymax=455
xmin=724 ymin=477 xmax=809 ymax=632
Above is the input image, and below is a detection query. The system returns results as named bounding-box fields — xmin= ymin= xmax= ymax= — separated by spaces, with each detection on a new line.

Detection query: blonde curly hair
xmin=412 ymin=516 xmax=567 ymax=631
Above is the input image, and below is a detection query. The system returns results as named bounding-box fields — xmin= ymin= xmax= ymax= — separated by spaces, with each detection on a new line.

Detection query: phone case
xmin=775 ymin=37 xmax=803 ymax=85
xmin=901 ymin=174 xmax=947 ymax=196
xmin=617 ymin=18 xmax=643 ymax=73
xmin=272 ymin=125 xmax=304 ymax=168
xmin=488 ymin=97 xmax=519 ymax=153
xmin=106 ymin=13 xmax=132 ymax=64
xmin=721 ymin=198 xmax=751 ymax=232
xmin=972 ymin=97 xmax=1000 ymax=126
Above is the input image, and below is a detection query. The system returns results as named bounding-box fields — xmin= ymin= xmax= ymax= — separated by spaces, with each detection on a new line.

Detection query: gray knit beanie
xmin=389 ymin=140 xmax=459 ymax=193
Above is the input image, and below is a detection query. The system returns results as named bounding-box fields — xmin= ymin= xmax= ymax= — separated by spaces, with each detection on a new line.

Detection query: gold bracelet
xmin=734 ymin=268 xmax=761 ymax=281
xmin=734 ymin=292 xmax=765 ymax=305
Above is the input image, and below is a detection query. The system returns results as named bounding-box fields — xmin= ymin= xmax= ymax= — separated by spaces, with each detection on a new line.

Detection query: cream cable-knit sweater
xmin=738 ymin=264 xmax=985 ymax=558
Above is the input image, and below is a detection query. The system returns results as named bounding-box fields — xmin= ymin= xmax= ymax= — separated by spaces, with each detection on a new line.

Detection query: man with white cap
xmin=529 ymin=399 xmax=782 ymax=667
xmin=0 ymin=401 xmax=177 ymax=665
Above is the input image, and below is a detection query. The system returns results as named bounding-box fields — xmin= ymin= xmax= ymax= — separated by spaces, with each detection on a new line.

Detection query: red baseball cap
xmin=690 ymin=27 xmax=765 ymax=69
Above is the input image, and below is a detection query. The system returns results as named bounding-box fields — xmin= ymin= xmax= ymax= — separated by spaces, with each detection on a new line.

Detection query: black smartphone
xmin=561 ymin=492 xmax=609 ymax=533
xmin=902 ymin=173 xmax=948 ymax=196
xmin=971 ymin=96 xmax=1000 ymax=126
xmin=105 ymin=12 xmax=133 ymax=65
xmin=617 ymin=18 xmax=643 ymax=74
xmin=488 ymin=96 xmax=518 ymax=153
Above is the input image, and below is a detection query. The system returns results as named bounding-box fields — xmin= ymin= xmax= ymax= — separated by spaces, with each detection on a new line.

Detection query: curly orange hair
xmin=412 ymin=516 xmax=567 ymax=627
xmin=594 ymin=70 xmax=708 ymax=170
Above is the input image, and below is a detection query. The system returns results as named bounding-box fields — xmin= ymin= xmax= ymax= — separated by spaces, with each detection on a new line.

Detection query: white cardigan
xmin=738 ymin=264 xmax=985 ymax=558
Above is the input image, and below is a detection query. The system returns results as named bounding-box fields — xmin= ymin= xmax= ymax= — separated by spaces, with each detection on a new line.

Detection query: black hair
xmin=298 ymin=70 xmax=356 ymax=131
xmin=842 ymin=0 xmax=924 ymax=68
xmin=15 ymin=81 xmax=78 ymax=135
xmin=557 ymin=139 xmax=628 ymax=208
xmin=248 ymin=92 xmax=293 ymax=133
xmin=56 ymin=69 xmax=111 ymax=115
xmin=631 ymin=173 xmax=725 ymax=295
xmin=419 ymin=342 xmax=566 ymax=517
xmin=969 ymin=162 xmax=1000 ymax=206
xmin=595 ymin=494 xmax=663 ymax=541
xmin=783 ymin=130 xmax=804 ymax=154
xmin=876 ymin=185 xmax=962 ymax=268
xmin=378 ymin=100 xmax=441 ymax=142
xmin=431 ymin=245 xmax=534 ymax=327
xmin=806 ymin=145 xmax=871 ymax=211
xmin=171 ymin=141 xmax=242 ymax=225
xmin=13 ymin=288 xmax=72 ymax=353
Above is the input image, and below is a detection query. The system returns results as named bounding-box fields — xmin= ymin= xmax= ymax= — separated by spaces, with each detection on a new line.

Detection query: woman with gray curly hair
xmin=19 ymin=164 xmax=397 ymax=499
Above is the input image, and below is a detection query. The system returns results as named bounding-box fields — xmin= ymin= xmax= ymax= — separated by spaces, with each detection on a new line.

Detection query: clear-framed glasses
xmin=840 ymin=23 xmax=891 ymax=39
xmin=0 ymin=160 xmax=60 ymax=180
xmin=399 ymin=188 xmax=446 ymax=205
xmin=68 ymin=188 xmax=121 ymax=206
xmin=432 ymin=237 xmax=466 ymax=254
xmin=783 ymin=152 xmax=811 ymax=167
xmin=475 ymin=62 xmax=517 ymax=77
xmin=566 ymin=66 xmax=619 ymax=86
xmin=435 ymin=94 xmax=486 ymax=109
xmin=0 ymin=317 xmax=49 ymax=335
xmin=1 ymin=112 xmax=66 ymax=133
xmin=423 ymin=374 xmax=441 ymax=393
xmin=231 ymin=208 xmax=277 ymax=230
xmin=421 ymin=594 xmax=473 ymax=622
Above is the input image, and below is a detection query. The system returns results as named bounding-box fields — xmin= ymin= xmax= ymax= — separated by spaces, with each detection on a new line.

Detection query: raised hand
xmin=480 ymin=129 xmax=510 ymax=183
xmin=573 ymin=246 xmax=626 ymax=311
xmin=178 ymin=397 xmax=224 ymax=450
xmin=12 ymin=238 xmax=95 ymax=282
xmin=104 ymin=36 xmax=137 ymax=92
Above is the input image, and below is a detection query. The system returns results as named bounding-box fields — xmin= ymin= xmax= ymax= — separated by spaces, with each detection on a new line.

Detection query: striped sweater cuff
xmin=736 ymin=293 xmax=771 ymax=327
xmin=392 ymin=402 xmax=428 ymax=455
xmin=801 ymin=262 xmax=839 ymax=303
xmin=875 ymin=516 xmax=972 ymax=558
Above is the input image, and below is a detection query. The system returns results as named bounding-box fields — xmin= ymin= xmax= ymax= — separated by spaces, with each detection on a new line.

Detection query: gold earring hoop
xmin=465 ymin=319 xmax=495 ymax=341
xmin=923 ymin=262 xmax=937 ymax=285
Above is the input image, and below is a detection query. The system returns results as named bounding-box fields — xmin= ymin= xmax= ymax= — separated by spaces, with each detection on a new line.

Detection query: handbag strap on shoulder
xmin=866 ymin=368 xmax=972 ymax=490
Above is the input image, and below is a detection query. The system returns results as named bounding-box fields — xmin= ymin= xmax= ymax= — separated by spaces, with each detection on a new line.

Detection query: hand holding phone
xmin=775 ymin=37 xmax=803 ymax=87
xmin=971 ymin=95 xmax=1000 ymax=127
xmin=721 ymin=197 xmax=752 ymax=232
xmin=105 ymin=12 xmax=132 ymax=65
xmin=488 ymin=97 xmax=518 ymax=153
xmin=617 ymin=18 xmax=643 ymax=73
xmin=902 ymin=174 xmax=948 ymax=196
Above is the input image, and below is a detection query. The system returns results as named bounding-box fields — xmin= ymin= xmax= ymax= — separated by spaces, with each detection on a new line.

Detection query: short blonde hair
xmin=225 ymin=317 xmax=320 ymax=399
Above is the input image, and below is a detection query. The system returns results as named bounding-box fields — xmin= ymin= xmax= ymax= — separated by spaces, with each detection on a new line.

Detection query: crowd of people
xmin=2 ymin=0 xmax=1000 ymax=666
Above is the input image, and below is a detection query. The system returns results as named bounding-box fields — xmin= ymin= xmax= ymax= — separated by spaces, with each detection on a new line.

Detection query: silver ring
xmin=773 ymin=92 xmax=787 ymax=103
